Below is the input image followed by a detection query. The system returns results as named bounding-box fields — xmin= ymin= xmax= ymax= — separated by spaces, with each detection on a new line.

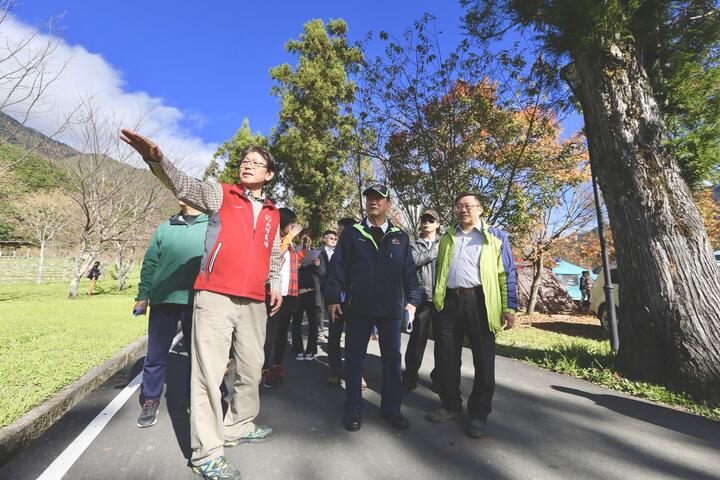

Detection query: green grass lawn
xmin=496 ymin=321 xmax=720 ymax=420
xmin=0 ymin=277 xmax=147 ymax=427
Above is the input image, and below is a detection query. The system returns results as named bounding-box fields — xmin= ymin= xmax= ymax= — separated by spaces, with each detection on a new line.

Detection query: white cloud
xmin=0 ymin=14 xmax=217 ymax=175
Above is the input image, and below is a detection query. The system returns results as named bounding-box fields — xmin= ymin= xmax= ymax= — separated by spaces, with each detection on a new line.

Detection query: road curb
xmin=0 ymin=335 xmax=148 ymax=466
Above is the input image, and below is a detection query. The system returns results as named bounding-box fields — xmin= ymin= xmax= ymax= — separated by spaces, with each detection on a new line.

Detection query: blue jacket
xmin=325 ymin=218 xmax=421 ymax=319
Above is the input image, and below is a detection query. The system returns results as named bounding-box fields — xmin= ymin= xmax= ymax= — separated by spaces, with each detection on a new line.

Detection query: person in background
xmin=324 ymin=218 xmax=355 ymax=385
xmin=86 ymin=261 xmax=101 ymax=295
xmin=261 ymin=208 xmax=301 ymax=388
xmin=402 ymin=209 xmax=441 ymax=392
xmin=580 ymin=271 xmax=592 ymax=310
xmin=326 ymin=184 xmax=420 ymax=432
xmin=292 ymin=231 xmax=324 ymax=361
xmin=427 ymin=193 xmax=517 ymax=439
xmin=318 ymin=230 xmax=338 ymax=339
xmin=133 ymin=201 xmax=208 ymax=427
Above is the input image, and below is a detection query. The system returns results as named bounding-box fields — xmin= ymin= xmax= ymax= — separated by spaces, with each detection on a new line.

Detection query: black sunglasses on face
xmin=420 ymin=216 xmax=436 ymax=223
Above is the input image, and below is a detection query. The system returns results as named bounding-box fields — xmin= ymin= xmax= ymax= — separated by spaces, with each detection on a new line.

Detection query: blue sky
xmin=12 ymin=1 xmax=474 ymax=145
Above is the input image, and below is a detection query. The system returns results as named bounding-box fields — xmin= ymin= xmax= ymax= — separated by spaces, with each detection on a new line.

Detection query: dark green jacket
xmin=136 ymin=213 xmax=208 ymax=305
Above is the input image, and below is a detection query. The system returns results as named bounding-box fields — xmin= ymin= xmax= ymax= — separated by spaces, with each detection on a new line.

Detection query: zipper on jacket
xmin=208 ymin=241 xmax=223 ymax=274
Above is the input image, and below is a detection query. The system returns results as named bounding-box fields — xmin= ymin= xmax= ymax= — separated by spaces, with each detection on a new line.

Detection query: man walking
xmin=134 ymin=201 xmax=208 ymax=427
xmin=326 ymin=185 xmax=420 ymax=432
xmin=402 ymin=209 xmax=441 ymax=392
xmin=120 ymin=129 xmax=281 ymax=480
xmin=427 ymin=193 xmax=517 ymax=439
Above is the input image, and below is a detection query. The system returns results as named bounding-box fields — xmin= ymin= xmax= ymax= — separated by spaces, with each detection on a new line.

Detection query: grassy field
xmin=496 ymin=315 xmax=720 ymax=420
xmin=0 ymin=277 xmax=147 ymax=427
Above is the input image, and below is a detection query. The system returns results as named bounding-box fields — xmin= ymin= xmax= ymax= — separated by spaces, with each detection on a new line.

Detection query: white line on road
xmin=36 ymin=332 xmax=184 ymax=480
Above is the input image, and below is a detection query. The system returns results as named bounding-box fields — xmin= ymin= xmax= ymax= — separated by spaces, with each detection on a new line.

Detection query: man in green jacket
xmin=427 ymin=193 xmax=517 ymax=439
xmin=134 ymin=201 xmax=208 ymax=428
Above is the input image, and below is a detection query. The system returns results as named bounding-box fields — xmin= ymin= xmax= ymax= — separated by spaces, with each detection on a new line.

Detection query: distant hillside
xmin=0 ymin=111 xmax=79 ymax=161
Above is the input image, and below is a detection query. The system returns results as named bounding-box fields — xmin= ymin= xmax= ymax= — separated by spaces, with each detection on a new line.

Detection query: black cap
xmin=362 ymin=183 xmax=390 ymax=198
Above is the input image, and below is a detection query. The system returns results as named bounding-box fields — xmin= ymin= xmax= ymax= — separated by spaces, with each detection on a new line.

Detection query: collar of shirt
xmin=243 ymin=187 xmax=265 ymax=202
xmin=324 ymin=245 xmax=335 ymax=255
xmin=364 ymin=217 xmax=389 ymax=233
xmin=455 ymin=221 xmax=484 ymax=236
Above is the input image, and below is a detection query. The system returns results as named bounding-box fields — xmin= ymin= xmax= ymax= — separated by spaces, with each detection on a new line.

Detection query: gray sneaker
xmin=224 ymin=424 xmax=275 ymax=447
xmin=191 ymin=455 xmax=242 ymax=479
xmin=426 ymin=408 xmax=461 ymax=423
xmin=467 ymin=419 xmax=487 ymax=438
xmin=137 ymin=399 xmax=160 ymax=428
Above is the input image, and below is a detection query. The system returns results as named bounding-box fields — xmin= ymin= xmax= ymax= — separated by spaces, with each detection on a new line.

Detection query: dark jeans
xmin=403 ymin=301 xmax=438 ymax=385
xmin=142 ymin=303 xmax=193 ymax=401
xmin=344 ymin=315 xmax=402 ymax=416
xmin=292 ymin=291 xmax=321 ymax=355
xmin=263 ymin=295 xmax=297 ymax=369
xmin=327 ymin=313 xmax=346 ymax=373
xmin=435 ymin=287 xmax=495 ymax=421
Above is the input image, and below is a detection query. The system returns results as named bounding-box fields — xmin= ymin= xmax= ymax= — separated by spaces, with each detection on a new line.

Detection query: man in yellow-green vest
xmin=427 ymin=192 xmax=517 ymax=439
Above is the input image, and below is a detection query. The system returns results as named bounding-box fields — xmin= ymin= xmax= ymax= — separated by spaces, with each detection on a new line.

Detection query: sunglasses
xmin=420 ymin=216 xmax=436 ymax=223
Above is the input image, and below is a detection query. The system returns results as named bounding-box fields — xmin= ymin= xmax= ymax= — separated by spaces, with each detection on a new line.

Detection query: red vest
xmin=193 ymin=183 xmax=280 ymax=301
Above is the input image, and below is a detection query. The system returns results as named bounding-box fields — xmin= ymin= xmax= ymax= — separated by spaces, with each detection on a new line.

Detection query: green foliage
xmin=461 ymin=0 xmax=720 ymax=187
xmin=497 ymin=323 xmax=720 ymax=420
xmin=359 ymin=15 xmax=586 ymax=235
xmin=270 ymin=18 xmax=364 ymax=234
xmin=0 ymin=276 xmax=146 ymax=427
xmin=206 ymin=119 xmax=269 ymax=184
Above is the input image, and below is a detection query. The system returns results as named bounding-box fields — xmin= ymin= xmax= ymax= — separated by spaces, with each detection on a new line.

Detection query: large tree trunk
xmin=571 ymin=40 xmax=720 ymax=403
xmin=526 ymin=250 xmax=544 ymax=315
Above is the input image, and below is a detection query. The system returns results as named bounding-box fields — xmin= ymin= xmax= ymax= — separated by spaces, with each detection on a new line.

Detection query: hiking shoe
xmin=467 ymin=419 xmax=487 ymax=439
xmin=272 ymin=364 xmax=285 ymax=383
xmin=224 ymin=424 xmax=275 ymax=447
xmin=402 ymin=381 xmax=417 ymax=392
xmin=327 ymin=370 xmax=341 ymax=385
xmin=191 ymin=456 xmax=241 ymax=480
xmin=261 ymin=370 xmax=276 ymax=389
xmin=426 ymin=408 xmax=461 ymax=423
xmin=136 ymin=399 xmax=160 ymax=428
xmin=304 ymin=353 xmax=315 ymax=361
xmin=295 ymin=353 xmax=305 ymax=361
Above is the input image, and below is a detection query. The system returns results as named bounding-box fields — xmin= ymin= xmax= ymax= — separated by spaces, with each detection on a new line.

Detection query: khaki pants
xmin=190 ymin=290 xmax=267 ymax=465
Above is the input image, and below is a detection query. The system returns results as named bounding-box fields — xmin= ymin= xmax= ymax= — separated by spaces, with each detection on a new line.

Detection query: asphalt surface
xmin=2 ymin=331 xmax=719 ymax=480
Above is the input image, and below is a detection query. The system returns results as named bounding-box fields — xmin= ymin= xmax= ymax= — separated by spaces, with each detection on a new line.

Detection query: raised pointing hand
xmin=120 ymin=128 xmax=164 ymax=162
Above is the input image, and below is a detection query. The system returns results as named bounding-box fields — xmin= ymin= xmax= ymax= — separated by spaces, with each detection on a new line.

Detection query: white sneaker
xmin=304 ymin=353 xmax=315 ymax=361
xmin=296 ymin=353 xmax=305 ymax=361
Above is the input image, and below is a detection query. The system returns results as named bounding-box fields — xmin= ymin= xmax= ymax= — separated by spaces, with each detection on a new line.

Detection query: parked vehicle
xmin=589 ymin=267 xmax=619 ymax=330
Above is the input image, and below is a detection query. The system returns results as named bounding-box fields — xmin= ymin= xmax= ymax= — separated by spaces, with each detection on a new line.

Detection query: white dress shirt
xmin=324 ymin=245 xmax=335 ymax=261
xmin=447 ymin=223 xmax=484 ymax=289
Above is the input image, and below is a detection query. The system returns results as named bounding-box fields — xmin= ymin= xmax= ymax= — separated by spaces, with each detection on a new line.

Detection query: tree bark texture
xmin=526 ymin=250 xmax=544 ymax=315
xmin=572 ymin=40 xmax=720 ymax=403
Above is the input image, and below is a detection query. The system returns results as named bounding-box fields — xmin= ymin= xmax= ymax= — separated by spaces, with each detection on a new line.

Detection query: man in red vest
xmin=121 ymin=129 xmax=281 ymax=480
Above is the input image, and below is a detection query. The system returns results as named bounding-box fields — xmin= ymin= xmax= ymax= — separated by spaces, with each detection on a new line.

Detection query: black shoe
xmin=382 ymin=412 xmax=409 ymax=430
xmin=429 ymin=382 xmax=440 ymax=394
xmin=343 ymin=414 xmax=362 ymax=432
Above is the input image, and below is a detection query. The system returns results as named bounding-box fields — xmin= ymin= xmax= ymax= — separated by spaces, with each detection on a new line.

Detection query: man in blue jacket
xmin=326 ymin=184 xmax=421 ymax=432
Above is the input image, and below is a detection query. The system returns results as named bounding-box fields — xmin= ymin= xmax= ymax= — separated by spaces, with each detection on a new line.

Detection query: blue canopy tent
xmin=552 ymin=260 xmax=597 ymax=301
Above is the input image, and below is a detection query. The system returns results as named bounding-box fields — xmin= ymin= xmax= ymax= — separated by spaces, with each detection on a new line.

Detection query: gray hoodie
xmin=411 ymin=236 xmax=439 ymax=302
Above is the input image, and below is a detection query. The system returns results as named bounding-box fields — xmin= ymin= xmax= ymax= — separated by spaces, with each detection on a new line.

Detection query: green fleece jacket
xmin=136 ymin=213 xmax=208 ymax=305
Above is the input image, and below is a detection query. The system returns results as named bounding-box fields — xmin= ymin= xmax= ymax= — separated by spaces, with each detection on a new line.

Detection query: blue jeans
xmin=142 ymin=303 xmax=192 ymax=401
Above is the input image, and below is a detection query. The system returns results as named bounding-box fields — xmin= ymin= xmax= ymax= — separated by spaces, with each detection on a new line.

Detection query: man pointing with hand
xmin=121 ymin=129 xmax=281 ymax=480
xmin=325 ymin=184 xmax=420 ymax=432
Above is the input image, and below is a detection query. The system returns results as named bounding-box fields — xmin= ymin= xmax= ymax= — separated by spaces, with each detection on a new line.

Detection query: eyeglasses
xmin=455 ymin=204 xmax=481 ymax=211
xmin=240 ymin=159 xmax=267 ymax=170
xmin=420 ymin=216 xmax=436 ymax=223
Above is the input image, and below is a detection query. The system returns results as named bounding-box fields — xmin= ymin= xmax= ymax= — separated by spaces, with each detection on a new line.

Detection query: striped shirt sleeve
xmin=145 ymin=157 xmax=223 ymax=213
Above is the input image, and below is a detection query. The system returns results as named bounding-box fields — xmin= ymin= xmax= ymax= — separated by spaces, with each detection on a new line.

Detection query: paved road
xmin=2 ymin=332 xmax=719 ymax=480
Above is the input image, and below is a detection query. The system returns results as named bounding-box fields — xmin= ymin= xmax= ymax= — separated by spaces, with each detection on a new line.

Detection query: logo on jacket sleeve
xmin=392 ymin=238 xmax=401 ymax=244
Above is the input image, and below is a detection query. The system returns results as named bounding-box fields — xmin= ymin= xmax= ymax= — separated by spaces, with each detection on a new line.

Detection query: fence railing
xmin=0 ymin=256 xmax=71 ymax=283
